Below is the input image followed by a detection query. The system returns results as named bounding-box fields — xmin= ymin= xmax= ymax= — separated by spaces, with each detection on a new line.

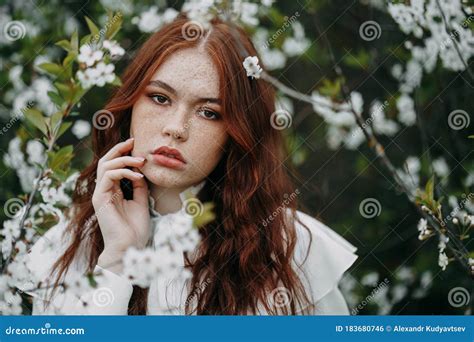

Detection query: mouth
xmin=150 ymin=146 xmax=186 ymax=170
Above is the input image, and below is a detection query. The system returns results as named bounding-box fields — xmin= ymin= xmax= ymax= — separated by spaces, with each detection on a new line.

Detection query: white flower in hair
xmin=243 ymin=56 xmax=262 ymax=79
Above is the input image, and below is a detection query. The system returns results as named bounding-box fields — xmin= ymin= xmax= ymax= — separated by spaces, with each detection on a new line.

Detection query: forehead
xmin=150 ymin=48 xmax=220 ymax=98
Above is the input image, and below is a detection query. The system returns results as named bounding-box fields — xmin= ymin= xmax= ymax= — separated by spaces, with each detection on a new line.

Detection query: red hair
xmin=48 ymin=14 xmax=313 ymax=315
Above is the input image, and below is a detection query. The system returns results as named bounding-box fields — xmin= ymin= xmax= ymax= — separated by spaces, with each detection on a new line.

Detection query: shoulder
xmin=290 ymin=209 xmax=358 ymax=303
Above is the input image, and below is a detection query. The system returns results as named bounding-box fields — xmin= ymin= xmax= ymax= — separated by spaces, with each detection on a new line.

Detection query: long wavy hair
xmin=47 ymin=14 xmax=314 ymax=315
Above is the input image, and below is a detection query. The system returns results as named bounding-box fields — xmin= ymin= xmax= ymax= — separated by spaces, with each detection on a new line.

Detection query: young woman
xmin=18 ymin=14 xmax=358 ymax=315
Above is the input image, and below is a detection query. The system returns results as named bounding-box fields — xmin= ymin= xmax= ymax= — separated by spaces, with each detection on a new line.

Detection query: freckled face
xmin=130 ymin=48 xmax=228 ymax=189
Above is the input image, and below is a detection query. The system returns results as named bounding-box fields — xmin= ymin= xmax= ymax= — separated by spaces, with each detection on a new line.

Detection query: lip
xmin=151 ymin=146 xmax=186 ymax=170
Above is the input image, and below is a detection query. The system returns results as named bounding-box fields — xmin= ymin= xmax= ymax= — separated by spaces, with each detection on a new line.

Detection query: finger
xmin=97 ymin=156 xmax=146 ymax=182
xmin=97 ymin=169 xmax=144 ymax=194
xmin=130 ymin=170 xmax=149 ymax=206
xmin=99 ymin=138 xmax=135 ymax=165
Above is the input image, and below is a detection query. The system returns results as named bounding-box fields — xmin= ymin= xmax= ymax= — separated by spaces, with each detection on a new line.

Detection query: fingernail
xmin=136 ymin=157 xmax=145 ymax=162
xmin=128 ymin=137 xmax=134 ymax=141
xmin=135 ymin=172 xmax=144 ymax=178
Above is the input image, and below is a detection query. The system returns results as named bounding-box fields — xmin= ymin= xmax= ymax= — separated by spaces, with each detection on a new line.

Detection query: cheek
xmin=130 ymin=101 xmax=162 ymax=155
xmin=189 ymin=127 xmax=227 ymax=170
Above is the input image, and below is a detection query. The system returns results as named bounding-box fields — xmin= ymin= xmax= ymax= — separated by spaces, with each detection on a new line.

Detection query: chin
xmin=142 ymin=165 xmax=188 ymax=188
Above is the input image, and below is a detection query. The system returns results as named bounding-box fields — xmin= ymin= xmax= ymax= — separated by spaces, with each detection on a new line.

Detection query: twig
xmin=434 ymin=0 xmax=474 ymax=81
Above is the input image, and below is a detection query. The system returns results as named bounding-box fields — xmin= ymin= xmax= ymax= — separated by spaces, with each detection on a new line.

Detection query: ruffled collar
xmin=147 ymin=179 xmax=207 ymax=219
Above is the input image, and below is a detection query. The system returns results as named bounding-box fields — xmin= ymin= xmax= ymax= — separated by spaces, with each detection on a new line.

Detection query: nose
xmin=161 ymin=105 xmax=189 ymax=142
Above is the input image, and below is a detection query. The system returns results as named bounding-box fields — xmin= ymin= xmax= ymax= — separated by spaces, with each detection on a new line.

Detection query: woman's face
xmin=130 ymin=47 xmax=228 ymax=189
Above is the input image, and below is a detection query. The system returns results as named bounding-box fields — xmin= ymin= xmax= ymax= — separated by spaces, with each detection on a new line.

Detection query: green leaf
xmin=24 ymin=109 xmax=48 ymax=136
xmin=80 ymin=34 xmax=92 ymax=46
xmin=63 ymin=51 xmax=77 ymax=68
xmin=50 ymin=111 xmax=63 ymax=135
xmin=111 ymin=75 xmax=122 ymax=86
xmin=47 ymin=91 xmax=64 ymax=106
xmin=105 ymin=11 xmax=122 ymax=40
xmin=85 ymin=16 xmax=100 ymax=37
xmin=318 ymin=77 xmax=343 ymax=98
xmin=425 ymin=176 xmax=434 ymax=200
xmin=62 ymin=51 xmax=76 ymax=79
xmin=56 ymin=121 xmax=73 ymax=139
xmin=55 ymin=39 xmax=73 ymax=52
xmin=48 ymin=145 xmax=74 ymax=173
xmin=38 ymin=62 xmax=63 ymax=77
xmin=72 ymin=86 xmax=87 ymax=104
xmin=54 ymin=82 xmax=73 ymax=101
xmin=193 ymin=202 xmax=216 ymax=228
xmin=70 ymin=30 xmax=79 ymax=53
xmin=344 ymin=50 xmax=370 ymax=69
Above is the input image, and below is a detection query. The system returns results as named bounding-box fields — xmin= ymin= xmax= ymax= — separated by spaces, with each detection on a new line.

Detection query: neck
xmin=148 ymin=182 xmax=187 ymax=215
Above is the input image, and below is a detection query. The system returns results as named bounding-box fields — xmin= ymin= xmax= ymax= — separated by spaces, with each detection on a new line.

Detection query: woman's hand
xmin=92 ymin=137 xmax=150 ymax=273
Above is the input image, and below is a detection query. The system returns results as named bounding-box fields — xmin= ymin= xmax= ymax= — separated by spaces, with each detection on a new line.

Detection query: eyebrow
xmin=148 ymin=79 xmax=222 ymax=105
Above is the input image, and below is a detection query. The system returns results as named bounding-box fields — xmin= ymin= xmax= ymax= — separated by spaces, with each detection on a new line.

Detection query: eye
xmin=149 ymin=94 xmax=170 ymax=105
xmin=197 ymin=109 xmax=221 ymax=120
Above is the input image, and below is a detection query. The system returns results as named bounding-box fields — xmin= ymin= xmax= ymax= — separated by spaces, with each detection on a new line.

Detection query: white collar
xmin=147 ymin=179 xmax=207 ymax=218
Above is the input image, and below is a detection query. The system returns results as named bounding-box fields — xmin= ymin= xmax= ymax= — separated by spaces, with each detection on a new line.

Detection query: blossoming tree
xmin=0 ymin=0 xmax=472 ymax=314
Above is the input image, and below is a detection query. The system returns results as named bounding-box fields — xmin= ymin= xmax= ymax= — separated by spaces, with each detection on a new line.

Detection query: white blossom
xmin=26 ymin=140 xmax=46 ymax=165
xmin=417 ymin=218 xmax=432 ymax=240
xmin=438 ymin=234 xmax=449 ymax=252
xmin=438 ymin=251 xmax=449 ymax=271
xmin=260 ymin=48 xmax=286 ymax=70
xmin=389 ymin=0 xmax=474 ymax=93
xmin=370 ymin=100 xmax=399 ymax=136
xmin=396 ymin=94 xmax=416 ymax=126
xmin=261 ymin=0 xmax=274 ymax=7
xmin=236 ymin=1 xmax=259 ymax=27
xmin=0 ymin=291 xmax=22 ymax=315
xmin=77 ymin=44 xmax=104 ymax=67
xmin=77 ymin=62 xmax=116 ymax=89
xmin=360 ymin=271 xmax=379 ymax=286
xmin=65 ymin=273 xmax=92 ymax=297
xmin=103 ymin=40 xmax=125 ymax=59
xmin=432 ymin=157 xmax=450 ymax=178
xmin=282 ymin=22 xmax=310 ymax=57
xmin=71 ymin=119 xmax=92 ymax=139
xmin=3 ymin=137 xmax=40 ymax=192
xmin=243 ymin=56 xmax=262 ymax=79
xmin=132 ymin=6 xmax=162 ymax=33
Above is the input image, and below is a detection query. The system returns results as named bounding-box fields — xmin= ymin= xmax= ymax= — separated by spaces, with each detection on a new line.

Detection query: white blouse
xmin=17 ymin=181 xmax=358 ymax=315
